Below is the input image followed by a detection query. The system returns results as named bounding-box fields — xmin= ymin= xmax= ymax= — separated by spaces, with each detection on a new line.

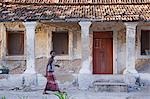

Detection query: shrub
xmin=54 ymin=91 xmax=69 ymax=99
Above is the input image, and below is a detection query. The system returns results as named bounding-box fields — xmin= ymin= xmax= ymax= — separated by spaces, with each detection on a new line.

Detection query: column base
xmin=79 ymin=59 xmax=91 ymax=74
xmin=123 ymin=69 xmax=139 ymax=79
xmin=21 ymin=73 xmax=38 ymax=86
xmin=123 ymin=69 xmax=140 ymax=88
xmin=123 ymin=69 xmax=138 ymax=74
xmin=78 ymin=74 xmax=93 ymax=90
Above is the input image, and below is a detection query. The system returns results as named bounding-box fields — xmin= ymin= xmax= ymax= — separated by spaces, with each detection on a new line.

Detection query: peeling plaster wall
xmin=0 ymin=22 xmax=26 ymax=74
xmin=90 ymin=22 xmax=125 ymax=74
xmin=35 ymin=26 xmax=48 ymax=58
xmin=45 ymin=22 xmax=81 ymax=60
xmin=116 ymin=24 xmax=126 ymax=74
xmin=115 ymin=22 xmax=150 ymax=73
xmin=135 ymin=23 xmax=150 ymax=72
xmin=0 ymin=22 xmax=149 ymax=75
xmin=0 ymin=22 xmax=82 ymax=75
xmin=73 ymin=30 xmax=81 ymax=59
xmin=35 ymin=23 xmax=82 ymax=75
xmin=91 ymin=22 xmax=150 ymax=74
xmin=0 ymin=22 xmax=85 ymax=76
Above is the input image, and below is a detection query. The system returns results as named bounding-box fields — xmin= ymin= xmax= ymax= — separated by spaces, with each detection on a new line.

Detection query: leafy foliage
xmin=54 ymin=91 xmax=69 ymax=99
xmin=1 ymin=96 xmax=6 ymax=99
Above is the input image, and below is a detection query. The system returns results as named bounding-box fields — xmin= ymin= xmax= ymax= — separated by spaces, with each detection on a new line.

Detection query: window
xmin=52 ymin=32 xmax=68 ymax=55
xmin=7 ymin=31 xmax=24 ymax=55
xmin=141 ymin=30 xmax=150 ymax=55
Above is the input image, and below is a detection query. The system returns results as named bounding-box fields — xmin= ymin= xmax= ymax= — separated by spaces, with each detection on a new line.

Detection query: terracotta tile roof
xmin=0 ymin=3 xmax=150 ymax=22
xmin=1 ymin=0 xmax=150 ymax=4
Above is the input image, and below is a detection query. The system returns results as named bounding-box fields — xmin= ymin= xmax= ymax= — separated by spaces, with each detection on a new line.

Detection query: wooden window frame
xmin=141 ymin=30 xmax=150 ymax=56
xmin=52 ymin=31 xmax=69 ymax=55
xmin=6 ymin=30 xmax=24 ymax=56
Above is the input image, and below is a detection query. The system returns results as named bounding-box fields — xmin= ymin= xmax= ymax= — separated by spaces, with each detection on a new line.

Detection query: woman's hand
xmin=55 ymin=65 xmax=60 ymax=67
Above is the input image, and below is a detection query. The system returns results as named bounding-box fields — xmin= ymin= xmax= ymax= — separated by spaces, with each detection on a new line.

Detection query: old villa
xmin=0 ymin=0 xmax=150 ymax=90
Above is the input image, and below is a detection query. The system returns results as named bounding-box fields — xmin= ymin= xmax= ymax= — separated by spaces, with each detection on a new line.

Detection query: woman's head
xmin=50 ymin=51 xmax=55 ymax=56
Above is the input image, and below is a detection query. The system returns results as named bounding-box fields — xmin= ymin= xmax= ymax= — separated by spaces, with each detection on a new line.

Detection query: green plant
xmin=54 ymin=91 xmax=69 ymax=99
xmin=1 ymin=96 xmax=6 ymax=99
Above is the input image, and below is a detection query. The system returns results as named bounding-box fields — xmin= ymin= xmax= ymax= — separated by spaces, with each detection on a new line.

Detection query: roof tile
xmin=0 ymin=0 xmax=150 ymax=4
xmin=0 ymin=3 xmax=150 ymax=22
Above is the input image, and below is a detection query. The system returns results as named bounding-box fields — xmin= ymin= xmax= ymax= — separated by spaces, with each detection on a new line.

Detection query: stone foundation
xmin=0 ymin=60 xmax=26 ymax=74
xmin=35 ymin=58 xmax=81 ymax=75
xmin=0 ymin=58 xmax=81 ymax=75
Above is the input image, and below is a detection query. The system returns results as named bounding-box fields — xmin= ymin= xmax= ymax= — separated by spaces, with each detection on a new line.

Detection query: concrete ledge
xmin=93 ymin=82 xmax=128 ymax=92
xmin=94 ymin=82 xmax=127 ymax=86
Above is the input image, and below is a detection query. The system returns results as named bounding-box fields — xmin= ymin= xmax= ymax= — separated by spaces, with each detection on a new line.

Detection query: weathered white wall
xmin=45 ymin=22 xmax=81 ymax=60
xmin=90 ymin=22 xmax=125 ymax=74
xmin=0 ymin=22 xmax=26 ymax=74
xmin=32 ymin=23 xmax=82 ymax=75
xmin=116 ymin=23 xmax=126 ymax=74
xmin=135 ymin=23 xmax=150 ymax=71
xmin=0 ymin=22 xmax=149 ymax=75
xmin=91 ymin=22 xmax=150 ymax=74
xmin=35 ymin=25 xmax=48 ymax=58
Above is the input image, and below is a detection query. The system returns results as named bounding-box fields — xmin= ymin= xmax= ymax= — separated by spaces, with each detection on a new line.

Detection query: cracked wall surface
xmin=0 ymin=22 xmax=149 ymax=75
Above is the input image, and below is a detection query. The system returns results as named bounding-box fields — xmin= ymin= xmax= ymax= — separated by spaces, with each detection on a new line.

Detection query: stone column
xmin=0 ymin=23 xmax=6 ymax=59
xmin=79 ymin=21 xmax=92 ymax=74
xmin=124 ymin=22 xmax=138 ymax=74
xmin=78 ymin=21 xmax=92 ymax=90
xmin=23 ymin=22 xmax=37 ymax=74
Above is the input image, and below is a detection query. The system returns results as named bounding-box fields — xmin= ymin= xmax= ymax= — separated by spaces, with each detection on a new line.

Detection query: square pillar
xmin=78 ymin=21 xmax=92 ymax=90
xmin=79 ymin=21 xmax=92 ymax=74
xmin=0 ymin=23 xmax=6 ymax=59
xmin=123 ymin=22 xmax=138 ymax=74
xmin=23 ymin=22 xmax=37 ymax=74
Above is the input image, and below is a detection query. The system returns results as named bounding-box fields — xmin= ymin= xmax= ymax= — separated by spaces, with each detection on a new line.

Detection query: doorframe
xmin=113 ymin=30 xmax=118 ymax=74
xmin=92 ymin=31 xmax=118 ymax=74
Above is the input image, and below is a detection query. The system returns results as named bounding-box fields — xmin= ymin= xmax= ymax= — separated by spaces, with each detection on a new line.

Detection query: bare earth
xmin=0 ymin=85 xmax=150 ymax=99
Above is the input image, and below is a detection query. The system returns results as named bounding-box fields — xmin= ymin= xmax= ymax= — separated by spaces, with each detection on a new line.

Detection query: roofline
xmin=0 ymin=18 xmax=149 ymax=23
xmin=1 ymin=1 xmax=150 ymax=6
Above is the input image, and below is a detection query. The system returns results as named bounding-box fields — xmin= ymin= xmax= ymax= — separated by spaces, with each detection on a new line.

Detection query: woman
xmin=43 ymin=51 xmax=60 ymax=94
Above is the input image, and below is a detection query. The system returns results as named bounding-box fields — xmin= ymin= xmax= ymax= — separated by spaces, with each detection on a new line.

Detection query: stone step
xmin=92 ymin=75 xmax=126 ymax=82
xmin=93 ymin=81 xmax=128 ymax=92
xmin=94 ymin=82 xmax=127 ymax=86
xmin=91 ymin=75 xmax=128 ymax=92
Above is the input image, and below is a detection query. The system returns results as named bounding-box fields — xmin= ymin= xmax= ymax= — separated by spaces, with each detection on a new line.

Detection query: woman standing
xmin=43 ymin=51 xmax=60 ymax=94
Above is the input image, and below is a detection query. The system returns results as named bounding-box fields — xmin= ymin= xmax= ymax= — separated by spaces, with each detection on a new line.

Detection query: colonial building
xmin=0 ymin=0 xmax=150 ymax=90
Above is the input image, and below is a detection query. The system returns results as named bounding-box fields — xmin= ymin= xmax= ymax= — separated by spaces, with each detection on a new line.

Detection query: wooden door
xmin=93 ymin=32 xmax=113 ymax=74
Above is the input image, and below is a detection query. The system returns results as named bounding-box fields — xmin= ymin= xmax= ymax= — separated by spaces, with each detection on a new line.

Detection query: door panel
xmin=93 ymin=32 xmax=113 ymax=74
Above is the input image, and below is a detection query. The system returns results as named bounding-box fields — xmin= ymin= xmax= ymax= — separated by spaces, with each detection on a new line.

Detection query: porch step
xmin=91 ymin=75 xmax=128 ymax=92
xmin=93 ymin=81 xmax=128 ymax=92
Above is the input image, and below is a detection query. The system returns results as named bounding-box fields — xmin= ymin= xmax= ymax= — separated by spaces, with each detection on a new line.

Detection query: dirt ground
xmin=0 ymin=86 xmax=150 ymax=99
